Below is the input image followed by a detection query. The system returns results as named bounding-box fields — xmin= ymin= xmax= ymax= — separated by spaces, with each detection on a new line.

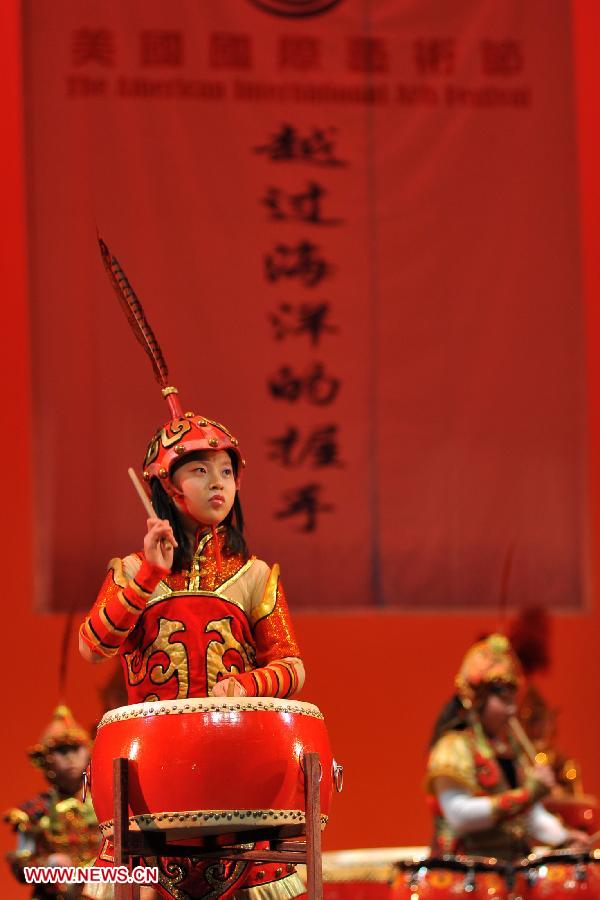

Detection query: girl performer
xmin=426 ymin=633 xmax=587 ymax=861
xmin=79 ymin=240 xmax=306 ymax=899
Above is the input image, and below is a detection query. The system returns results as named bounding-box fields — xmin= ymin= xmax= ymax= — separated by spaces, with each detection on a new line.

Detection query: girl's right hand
xmin=143 ymin=517 xmax=177 ymax=571
xmin=531 ymin=764 xmax=556 ymax=791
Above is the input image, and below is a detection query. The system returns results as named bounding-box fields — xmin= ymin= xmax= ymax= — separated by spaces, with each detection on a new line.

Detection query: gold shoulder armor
xmin=3 ymin=808 xmax=30 ymax=831
xmin=250 ymin=563 xmax=281 ymax=625
xmin=426 ymin=730 xmax=477 ymax=794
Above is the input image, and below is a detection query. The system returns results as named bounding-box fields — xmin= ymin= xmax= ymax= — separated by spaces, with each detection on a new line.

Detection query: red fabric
xmin=24 ymin=1 xmax=585 ymax=615
xmin=80 ymin=557 xmax=168 ymax=659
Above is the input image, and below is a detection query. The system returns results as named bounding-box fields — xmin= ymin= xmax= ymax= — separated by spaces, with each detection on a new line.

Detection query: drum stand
xmin=112 ymin=751 xmax=324 ymax=899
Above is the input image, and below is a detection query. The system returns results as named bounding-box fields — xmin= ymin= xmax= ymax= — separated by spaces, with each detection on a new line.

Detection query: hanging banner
xmin=23 ymin=0 xmax=585 ymax=612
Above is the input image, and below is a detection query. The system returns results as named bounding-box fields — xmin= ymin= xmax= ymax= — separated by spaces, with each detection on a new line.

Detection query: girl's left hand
xmin=566 ymin=829 xmax=590 ymax=852
xmin=211 ymin=677 xmax=247 ymax=698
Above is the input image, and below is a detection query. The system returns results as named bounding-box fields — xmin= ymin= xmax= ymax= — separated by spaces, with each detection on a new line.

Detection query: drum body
xmin=545 ymin=796 xmax=600 ymax=835
xmin=90 ymin=696 xmax=334 ymax=839
xmin=394 ymin=857 xmax=514 ymax=900
xmin=318 ymin=847 xmax=429 ymax=900
xmin=524 ymin=852 xmax=600 ymax=898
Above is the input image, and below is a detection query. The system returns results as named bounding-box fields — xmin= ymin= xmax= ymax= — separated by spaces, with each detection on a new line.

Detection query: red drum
xmin=523 ymin=851 xmax=600 ymax=898
xmin=545 ymin=796 xmax=600 ymax=835
xmin=394 ymin=856 xmax=516 ymax=900
xmin=319 ymin=848 xmax=428 ymax=900
xmin=324 ymin=885 xmax=397 ymax=899
xmin=90 ymin=697 xmax=338 ymax=840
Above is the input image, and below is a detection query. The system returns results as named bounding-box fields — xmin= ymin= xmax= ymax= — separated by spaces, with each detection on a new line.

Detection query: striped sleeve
xmin=229 ymin=658 xmax=303 ymax=699
xmin=79 ymin=556 xmax=168 ymax=660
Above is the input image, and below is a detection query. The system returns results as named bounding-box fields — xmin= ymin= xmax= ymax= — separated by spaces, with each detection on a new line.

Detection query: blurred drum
xmin=545 ymin=796 xmax=600 ymax=835
xmin=89 ymin=696 xmax=337 ymax=840
xmin=523 ymin=851 xmax=600 ymax=898
xmin=312 ymin=847 xmax=429 ymax=900
xmin=394 ymin=855 xmax=515 ymax=899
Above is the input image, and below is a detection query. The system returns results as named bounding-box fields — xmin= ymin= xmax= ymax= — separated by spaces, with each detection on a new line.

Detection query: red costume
xmin=80 ymin=527 xmax=301 ymax=705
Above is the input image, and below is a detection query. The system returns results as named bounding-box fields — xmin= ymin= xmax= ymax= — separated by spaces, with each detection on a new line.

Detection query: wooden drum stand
xmin=112 ymin=752 xmax=324 ymax=900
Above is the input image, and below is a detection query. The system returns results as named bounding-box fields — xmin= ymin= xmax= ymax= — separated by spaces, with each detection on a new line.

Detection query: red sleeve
xmin=79 ymin=555 xmax=168 ymax=660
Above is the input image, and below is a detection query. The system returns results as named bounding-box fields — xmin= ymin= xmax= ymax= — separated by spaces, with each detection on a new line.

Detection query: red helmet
xmin=143 ymin=407 xmax=244 ymax=490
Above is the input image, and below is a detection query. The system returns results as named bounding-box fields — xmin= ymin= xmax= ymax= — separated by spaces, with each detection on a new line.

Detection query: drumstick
xmin=509 ymin=716 xmax=537 ymax=765
xmin=227 ymin=678 xmax=237 ymax=697
xmin=128 ymin=467 xmax=173 ymax=552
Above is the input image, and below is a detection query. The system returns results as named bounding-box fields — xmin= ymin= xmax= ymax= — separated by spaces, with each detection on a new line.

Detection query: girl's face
xmin=480 ymin=684 xmax=518 ymax=738
xmin=171 ymin=450 xmax=237 ymax=528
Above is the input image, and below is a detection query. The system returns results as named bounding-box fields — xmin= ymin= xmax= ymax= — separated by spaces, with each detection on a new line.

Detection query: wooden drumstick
xmin=227 ymin=677 xmax=237 ymax=697
xmin=509 ymin=716 xmax=537 ymax=765
xmin=128 ymin=467 xmax=173 ymax=552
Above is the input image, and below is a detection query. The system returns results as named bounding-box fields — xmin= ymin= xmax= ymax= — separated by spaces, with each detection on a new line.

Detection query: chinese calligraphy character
xmin=268 ymin=301 xmax=338 ymax=346
xmin=275 ymin=483 xmax=334 ymax=532
xmin=347 ymin=37 xmax=389 ymax=73
xmin=254 ymin=125 xmax=346 ymax=167
xmin=268 ymin=425 xmax=343 ymax=468
xmin=268 ymin=363 xmax=340 ymax=406
xmin=413 ymin=38 xmax=456 ymax=76
xmin=261 ymin=182 xmax=343 ymax=225
xmin=140 ymin=31 xmax=183 ymax=67
xmin=264 ymin=241 xmax=332 ymax=287
xmin=71 ymin=29 xmax=115 ymax=67
xmin=480 ymin=40 xmax=523 ymax=77
xmin=278 ymin=36 xmax=321 ymax=71
xmin=210 ymin=32 xmax=252 ymax=69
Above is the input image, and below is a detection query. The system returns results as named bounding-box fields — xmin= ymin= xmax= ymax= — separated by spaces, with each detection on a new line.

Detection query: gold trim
xmin=319 ymin=864 xmax=396 ymax=884
xmin=215 ymin=557 xmax=256 ymax=595
xmin=145 ymin=589 xmax=248 ymax=616
xmin=426 ymin=768 xmax=476 ymax=794
xmin=81 ymin=885 xmax=114 ymax=900
xmin=206 ymin=616 xmax=256 ymax=693
xmin=237 ymin=872 xmax=306 ymax=898
xmin=117 ymin=589 xmax=143 ymax=617
xmin=251 ymin=563 xmax=280 ymax=625
xmin=193 ymin=528 xmax=218 ymax=558
xmin=107 ymin=557 xmax=130 ymax=589
xmin=162 ymin=386 xmax=179 ymax=397
xmin=97 ymin=696 xmax=324 ymax=729
xmin=197 ymin=415 xmax=235 ymax=440
xmin=98 ymin=809 xmax=328 ymax=837
xmin=81 ymin=622 xmax=118 ymax=657
xmin=128 ymin=579 xmax=152 ymax=600
xmin=98 ymin=606 xmax=130 ymax=636
xmin=124 ymin=618 xmax=190 ymax=700
xmin=188 ymin=528 xmax=220 ymax=590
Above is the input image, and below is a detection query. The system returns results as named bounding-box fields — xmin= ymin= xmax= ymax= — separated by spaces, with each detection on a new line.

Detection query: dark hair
xmin=428 ymin=694 xmax=469 ymax=748
xmin=150 ymin=449 xmax=248 ymax=572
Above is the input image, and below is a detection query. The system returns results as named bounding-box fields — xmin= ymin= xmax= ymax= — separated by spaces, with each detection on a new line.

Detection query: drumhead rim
xmin=98 ymin=696 xmax=324 ymax=729
xmin=98 ymin=808 xmax=329 ymax=835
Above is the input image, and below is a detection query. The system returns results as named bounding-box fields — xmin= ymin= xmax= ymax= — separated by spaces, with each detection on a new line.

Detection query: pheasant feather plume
xmin=98 ymin=236 xmax=170 ymax=388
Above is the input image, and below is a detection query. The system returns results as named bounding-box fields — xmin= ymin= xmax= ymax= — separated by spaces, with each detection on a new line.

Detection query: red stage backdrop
xmin=23 ymin=0 xmax=585 ymax=612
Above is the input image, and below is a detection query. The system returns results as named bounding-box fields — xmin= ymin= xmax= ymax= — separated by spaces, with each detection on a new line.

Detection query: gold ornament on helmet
xmin=455 ymin=634 xmax=523 ymax=709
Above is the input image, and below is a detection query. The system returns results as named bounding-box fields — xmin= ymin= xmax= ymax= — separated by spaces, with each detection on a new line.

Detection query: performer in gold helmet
xmin=4 ymin=706 xmax=100 ymax=898
xmin=425 ymin=634 xmax=588 ymax=861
